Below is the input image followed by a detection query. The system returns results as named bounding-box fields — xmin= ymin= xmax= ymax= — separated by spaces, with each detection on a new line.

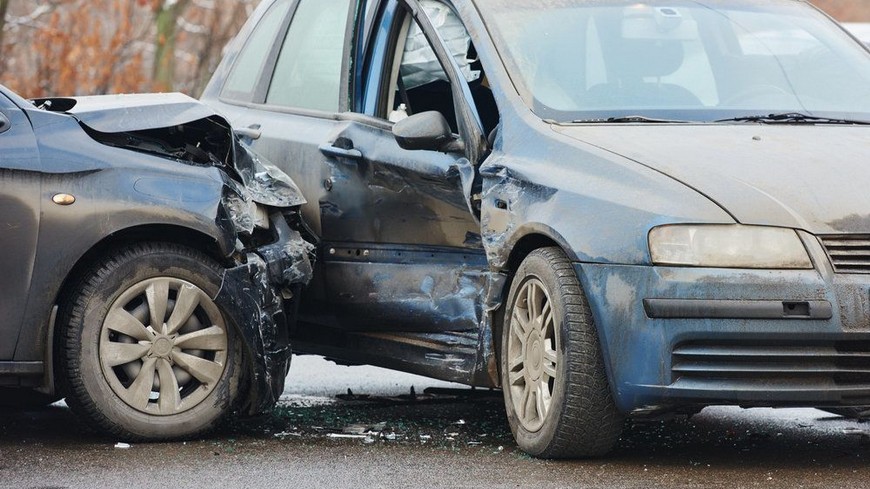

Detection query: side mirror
xmin=392 ymin=111 xmax=463 ymax=153
xmin=0 ymin=112 xmax=9 ymax=134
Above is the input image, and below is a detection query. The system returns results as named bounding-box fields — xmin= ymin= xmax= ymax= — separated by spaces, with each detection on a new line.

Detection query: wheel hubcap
xmin=99 ymin=277 xmax=228 ymax=416
xmin=507 ymin=278 xmax=559 ymax=432
xmin=150 ymin=336 xmax=174 ymax=358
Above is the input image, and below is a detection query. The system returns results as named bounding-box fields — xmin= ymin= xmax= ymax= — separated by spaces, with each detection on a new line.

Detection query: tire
xmin=501 ymin=247 xmax=624 ymax=458
xmin=58 ymin=243 xmax=244 ymax=441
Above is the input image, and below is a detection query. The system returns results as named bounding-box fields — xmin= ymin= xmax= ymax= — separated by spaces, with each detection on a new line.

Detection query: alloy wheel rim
xmin=507 ymin=278 xmax=559 ymax=432
xmin=99 ymin=277 xmax=228 ymax=416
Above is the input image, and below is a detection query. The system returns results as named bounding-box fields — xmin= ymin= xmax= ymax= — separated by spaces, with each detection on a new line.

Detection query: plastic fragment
xmin=326 ymin=433 xmax=369 ymax=440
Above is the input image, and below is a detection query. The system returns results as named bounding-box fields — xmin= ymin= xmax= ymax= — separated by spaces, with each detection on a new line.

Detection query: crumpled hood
xmin=33 ymin=92 xmax=216 ymax=133
xmin=34 ymin=92 xmax=306 ymax=209
xmin=553 ymin=124 xmax=870 ymax=234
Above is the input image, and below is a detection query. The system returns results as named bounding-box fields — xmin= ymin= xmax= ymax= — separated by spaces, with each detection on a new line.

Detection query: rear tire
xmin=59 ymin=243 xmax=244 ymax=441
xmin=501 ymin=247 xmax=624 ymax=458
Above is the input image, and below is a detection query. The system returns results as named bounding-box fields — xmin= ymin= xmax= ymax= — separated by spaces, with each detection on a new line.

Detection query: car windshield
xmin=475 ymin=0 xmax=870 ymax=123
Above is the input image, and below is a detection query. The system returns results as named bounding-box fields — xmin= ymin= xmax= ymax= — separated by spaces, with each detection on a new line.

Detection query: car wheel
xmin=501 ymin=247 xmax=624 ymax=458
xmin=59 ymin=243 xmax=244 ymax=440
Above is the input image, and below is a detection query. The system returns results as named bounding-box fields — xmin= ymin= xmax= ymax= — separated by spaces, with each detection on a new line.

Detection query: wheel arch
xmin=490 ymin=226 xmax=611 ymax=388
xmin=491 ymin=228 xmax=578 ymax=369
xmin=496 ymin=223 xmax=580 ymax=273
xmin=45 ymin=224 xmax=231 ymax=394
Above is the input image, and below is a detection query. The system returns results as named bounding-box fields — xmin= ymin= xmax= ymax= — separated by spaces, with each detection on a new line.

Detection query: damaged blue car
xmin=0 ymin=89 xmax=314 ymax=439
xmin=200 ymin=0 xmax=870 ymax=458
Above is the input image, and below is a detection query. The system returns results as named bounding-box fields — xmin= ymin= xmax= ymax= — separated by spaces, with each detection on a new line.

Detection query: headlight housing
xmin=649 ymin=225 xmax=812 ymax=269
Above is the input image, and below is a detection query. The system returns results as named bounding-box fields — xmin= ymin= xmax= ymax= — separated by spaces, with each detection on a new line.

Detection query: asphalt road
xmin=3 ymin=356 xmax=870 ymax=489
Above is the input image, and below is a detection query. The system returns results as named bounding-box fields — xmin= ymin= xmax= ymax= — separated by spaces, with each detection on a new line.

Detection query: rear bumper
xmin=576 ymin=260 xmax=870 ymax=414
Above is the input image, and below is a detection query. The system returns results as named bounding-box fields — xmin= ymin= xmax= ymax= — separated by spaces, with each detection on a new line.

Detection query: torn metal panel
xmin=81 ymin=116 xmax=237 ymax=169
xmin=478 ymin=115 xmax=736 ymax=271
xmin=232 ymin=139 xmax=307 ymax=208
xmin=479 ymin=164 xmax=555 ymax=270
xmin=471 ymin=271 xmax=507 ymax=387
xmin=305 ymin=242 xmax=504 ymax=386
xmin=215 ymin=216 xmax=315 ymax=414
xmin=255 ymin=216 xmax=316 ymax=286
xmin=216 ymin=254 xmax=290 ymax=414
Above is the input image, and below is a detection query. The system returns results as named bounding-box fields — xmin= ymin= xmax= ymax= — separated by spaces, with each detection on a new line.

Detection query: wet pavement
xmin=3 ymin=356 xmax=870 ymax=488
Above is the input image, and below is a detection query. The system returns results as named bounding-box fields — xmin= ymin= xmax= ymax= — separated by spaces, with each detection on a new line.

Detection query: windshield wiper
xmin=570 ymin=115 xmax=692 ymax=124
xmin=716 ymin=112 xmax=870 ymax=125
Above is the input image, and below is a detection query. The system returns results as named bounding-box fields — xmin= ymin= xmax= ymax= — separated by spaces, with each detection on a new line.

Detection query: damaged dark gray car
xmin=0 ymin=88 xmax=313 ymax=439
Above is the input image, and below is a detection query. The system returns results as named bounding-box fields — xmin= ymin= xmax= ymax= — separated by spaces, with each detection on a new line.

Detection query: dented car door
xmin=316 ymin=0 xmax=489 ymax=334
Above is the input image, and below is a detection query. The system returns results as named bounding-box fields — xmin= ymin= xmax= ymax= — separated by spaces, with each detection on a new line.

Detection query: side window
xmin=266 ymin=0 xmax=354 ymax=112
xmin=387 ymin=17 xmax=460 ymax=130
xmin=385 ymin=2 xmax=498 ymax=136
xmin=222 ymin=0 xmax=292 ymax=102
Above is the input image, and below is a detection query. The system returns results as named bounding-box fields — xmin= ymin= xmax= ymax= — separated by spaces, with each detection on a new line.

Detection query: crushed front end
xmin=40 ymin=93 xmax=317 ymax=414
xmin=206 ymin=126 xmax=316 ymax=414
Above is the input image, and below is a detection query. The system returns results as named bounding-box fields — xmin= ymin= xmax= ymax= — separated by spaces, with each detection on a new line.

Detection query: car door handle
xmin=319 ymin=143 xmax=363 ymax=161
xmin=234 ymin=125 xmax=262 ymax=140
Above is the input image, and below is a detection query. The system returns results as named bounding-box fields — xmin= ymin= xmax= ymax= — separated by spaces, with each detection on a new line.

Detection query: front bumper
xmin=577 ymin=253 xmax=870 ymax=415
xmin=214 ymin=214 xmax=313 ymax=414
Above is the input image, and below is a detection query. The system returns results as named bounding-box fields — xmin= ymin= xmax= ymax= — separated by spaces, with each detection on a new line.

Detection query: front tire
xmin=501 ymin=247 xmax=624 ymax=458
xmin=59 ymin=243 xmax=244 ymax=440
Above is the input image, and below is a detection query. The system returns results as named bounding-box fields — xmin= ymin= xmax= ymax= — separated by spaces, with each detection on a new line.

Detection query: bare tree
xmin=146 ymin=0 xmax=191 ymax=91
xmin=1 ymin=0 xmax=258 ymax=97
xmin=1 ymin=0 xmax=63 ymax=77
xmin=0 ymin=0 xmax=9 ymax=51
xmin=175 ymin=0 xmax=257 ymax=95
xmin=811 ymin=0 xmax=870 ymax=21
xmin=2 ymin=0 xmax=151 ymax=97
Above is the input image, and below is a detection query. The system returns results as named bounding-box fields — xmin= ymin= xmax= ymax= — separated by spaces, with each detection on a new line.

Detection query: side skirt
xmin=293 ymin=327 xmax=498 ymax=387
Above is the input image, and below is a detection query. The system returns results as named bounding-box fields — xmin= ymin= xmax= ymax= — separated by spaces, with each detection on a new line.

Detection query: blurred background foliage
xmin=0 ymin=0 xmax=257 ymax=97
xmin=0 ymin=0 xmax=867 ymax=99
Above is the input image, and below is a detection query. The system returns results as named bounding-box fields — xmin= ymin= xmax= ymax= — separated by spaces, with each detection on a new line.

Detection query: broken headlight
xmin=649 ymin=224 xmax=812 ymax=269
